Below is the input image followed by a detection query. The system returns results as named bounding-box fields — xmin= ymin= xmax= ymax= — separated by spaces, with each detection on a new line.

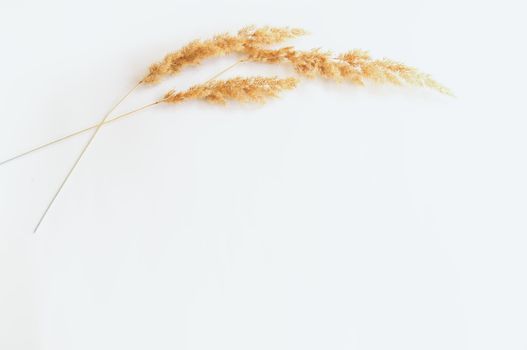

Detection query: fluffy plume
xmin=163 ymin=77 xmax=299 ymax=105
xmin=142 ymin=26 xmax=306 ymax=84
xmin=246 ymin=47 xmax=451 ymax=94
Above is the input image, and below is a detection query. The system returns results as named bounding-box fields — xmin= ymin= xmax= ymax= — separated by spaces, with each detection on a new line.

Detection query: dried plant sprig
xmin=246 ymin=47 xmax=451 ymax=94
xmin=22 ymin=26 xmax=451 ymax=232
xmin=163 ymin=77 xmax=298 ymax=105
xmin=1 ymin=47 xmax=451 ymax=168
xmin=142 ymin=26 xmax=306 ymax=84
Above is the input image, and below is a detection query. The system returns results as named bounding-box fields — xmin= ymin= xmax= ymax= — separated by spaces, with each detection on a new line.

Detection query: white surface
xmin=1 ymin=0 xmax=526 ymax=349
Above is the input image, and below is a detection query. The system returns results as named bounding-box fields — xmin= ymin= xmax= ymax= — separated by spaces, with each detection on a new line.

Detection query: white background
xmin=1 ymin=0 xmax=526 ymax=349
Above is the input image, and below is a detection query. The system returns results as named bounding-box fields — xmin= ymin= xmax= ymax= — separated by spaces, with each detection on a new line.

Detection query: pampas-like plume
xmin=246 ymin=47 xmax=451 ymax=94
xmin=3 ymin=33 xmax=453 ymax=173
xmin=163 ymin=77 xmax=298 ymax=105
xmin=1 ymin=44 xmax=452 ymax=171
xmin=142 ymin=26 xmax=306 ymax=84
xmin=7 ymin=27 xmax=453 ymax=232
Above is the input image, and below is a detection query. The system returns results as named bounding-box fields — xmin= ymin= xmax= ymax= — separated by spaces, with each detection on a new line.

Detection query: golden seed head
xmin=247 ymin=47 xmax=451 ymax=94
xmin=142 ymin=26 xmax=306 ymax=84
xmin=163 ymin=77 xmax=299 ymax=105
xmin=143 ymin=27 xmax=450 ymax=94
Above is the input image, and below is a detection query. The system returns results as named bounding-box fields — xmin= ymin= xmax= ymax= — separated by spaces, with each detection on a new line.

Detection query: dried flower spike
xmin=163 ymin=77 xmax=299 ymax=105
xmin=143 ymin=26 xmax=306 ymax=84
xmin=24 ymin=26 xmax=452 ymax=233
xmin=246 ymin=47 xmax=451 ymax=94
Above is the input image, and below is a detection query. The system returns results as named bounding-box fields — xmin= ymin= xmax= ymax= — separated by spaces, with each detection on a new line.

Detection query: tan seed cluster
xmin=163 ymin=77 xmax=299 ymax=105
xmin=246 ymin=47 xmax=451 ymax=94
xmin=142 ymin=26 xmax=306 ymax=84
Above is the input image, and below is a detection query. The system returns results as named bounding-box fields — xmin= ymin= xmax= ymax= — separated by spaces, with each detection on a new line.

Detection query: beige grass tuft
xmin=246 ymin=47 xmax=451 ymax=94
xmin=142 ymin=26 xmax=306 ymax=84
xmin=163 ymin=77 xmax=299 ymax=105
